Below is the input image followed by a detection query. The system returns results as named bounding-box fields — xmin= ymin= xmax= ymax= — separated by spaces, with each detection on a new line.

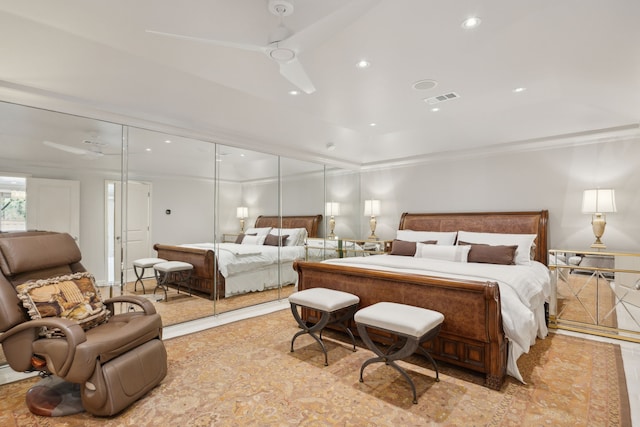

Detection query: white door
xmin=110 ymin=181 xmax=152 ymax=285
xmin=26 ymin=177 xmax=80 ymax=242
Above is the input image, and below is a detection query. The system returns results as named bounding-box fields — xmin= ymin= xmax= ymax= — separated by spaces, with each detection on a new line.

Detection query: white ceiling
xmin=0 ymin=0 xmax=639 ymax=168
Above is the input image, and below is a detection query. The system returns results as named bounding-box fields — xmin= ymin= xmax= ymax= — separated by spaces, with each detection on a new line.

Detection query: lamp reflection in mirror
xmin=236 ymin=206 xmax=248 ymax=233
xmin=326 ymin=202 xmax=340 ymax=239
xmin=581 ymin=189 xmax=616 ymax=249
xmin=364 ymin=199 xmax=381 ymax=241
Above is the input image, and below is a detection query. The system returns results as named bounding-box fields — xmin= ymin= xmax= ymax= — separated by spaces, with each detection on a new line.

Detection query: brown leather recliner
xmin=0 ymin=231 xmax=167 ymax=416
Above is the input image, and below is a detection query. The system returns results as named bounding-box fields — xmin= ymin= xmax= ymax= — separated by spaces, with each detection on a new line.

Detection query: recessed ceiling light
xmin=412 ymin=79 xmax=438 ymax=91
xmin=164 ymin=139 xmax=171 ymax=144
xmin=461 ymin=16 xmax=481 ymax=29
xmin=288 ymin=90 xmax=299 ymax=95
xmin=356 ymin=59 xmax=371 ymax=69
xmin=512 ymin=87 xmax=526 ymax=93
xmin=431 ymin=107 xmax=440 ymax=112
xmin=145 ymin=148 xmax=152 ymax=152
xmin=369 ymin=122 xmax=377 ymax=127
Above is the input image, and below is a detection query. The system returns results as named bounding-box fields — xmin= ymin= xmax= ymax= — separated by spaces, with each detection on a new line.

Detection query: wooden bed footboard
xmin=153 ymin=244 xmax=224 ymax=299
xmin=293 ymin=260 xmax=508 ymax=389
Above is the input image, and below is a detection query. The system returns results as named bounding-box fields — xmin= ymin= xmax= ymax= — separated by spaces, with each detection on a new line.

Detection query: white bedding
xmin=322 ymin=254 xmax=551 ymax=383
xmin=180 ymin=242 xmax=305 ymax=297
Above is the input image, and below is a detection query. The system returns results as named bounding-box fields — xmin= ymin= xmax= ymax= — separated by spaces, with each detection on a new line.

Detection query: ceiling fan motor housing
xmin=268 ymin=0 xmax=294 ymax=17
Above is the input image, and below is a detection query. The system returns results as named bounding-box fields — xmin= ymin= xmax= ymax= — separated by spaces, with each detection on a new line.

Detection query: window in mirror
xmin=0 ymin=176 xmax=26 ymax=231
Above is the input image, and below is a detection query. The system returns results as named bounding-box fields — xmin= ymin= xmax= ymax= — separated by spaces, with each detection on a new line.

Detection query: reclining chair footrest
xmin=82 ymin=339 xmax=168 ymax=417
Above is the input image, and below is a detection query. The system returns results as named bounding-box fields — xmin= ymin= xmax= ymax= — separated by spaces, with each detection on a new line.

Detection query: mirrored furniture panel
xmin=549 ymin=249 xmax=640 ymax=343
xmin=305 ymin=238 xmax=392 ymax=260
xmin=0 ymin=99 xmax=363 ymax=361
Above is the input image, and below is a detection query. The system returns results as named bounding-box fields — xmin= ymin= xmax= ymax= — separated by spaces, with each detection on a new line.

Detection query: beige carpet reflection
xmin=0 ymin=309 xmax=630 ymax=426
xmin=118 ymin=280 xmax=296 ymax=326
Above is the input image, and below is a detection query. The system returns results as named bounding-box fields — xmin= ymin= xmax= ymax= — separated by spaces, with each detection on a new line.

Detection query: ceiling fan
xmin=43 ymin=140 xmax=119 ymax=160
xmin=146 ymin=0 xmax=380 ymax=94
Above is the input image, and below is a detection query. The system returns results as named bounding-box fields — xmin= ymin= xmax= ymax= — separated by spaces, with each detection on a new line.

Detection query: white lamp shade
xmin=326 ymin=202 xmax=340 ymax=216
xmin=364 ymin=199 xmax=381 ymax=216
xmin=581 ymin=189 xmax=616 ymax=214
xmin=236 ymin=206 xmax=248 ymax=218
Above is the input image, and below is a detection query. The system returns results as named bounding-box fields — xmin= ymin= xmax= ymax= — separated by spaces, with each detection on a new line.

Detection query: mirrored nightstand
xmin=549 ymin=249 xmax=640 ymax=343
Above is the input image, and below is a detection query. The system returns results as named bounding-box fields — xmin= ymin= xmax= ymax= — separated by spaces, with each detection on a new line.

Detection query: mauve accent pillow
xmin=390 ymin=239 xmax=437 ymax=256
xmin=264 ymin=234 xmax=289 ymax=246
xmin=459 ymin=241 xmax=518 ymax=265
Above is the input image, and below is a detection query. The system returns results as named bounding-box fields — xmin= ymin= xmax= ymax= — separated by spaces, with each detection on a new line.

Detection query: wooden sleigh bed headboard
xmin=399 ymin=210 xmax=549 ymax=264
xmin=254 ymin=215 xmax=323 ymax=238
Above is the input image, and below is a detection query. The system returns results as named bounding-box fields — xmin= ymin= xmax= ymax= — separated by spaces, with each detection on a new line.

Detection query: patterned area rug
xmin=118 ymin=281 xmax=296 ymax=326
xmin=0 ymin=309 xmax=630 ymax=426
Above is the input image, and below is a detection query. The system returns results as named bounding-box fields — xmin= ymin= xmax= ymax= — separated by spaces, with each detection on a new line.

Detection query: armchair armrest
xmin=104 ymin=295 xmax=157 ymax=315
xmin=0 ymin=318 xmax=86 ymax=377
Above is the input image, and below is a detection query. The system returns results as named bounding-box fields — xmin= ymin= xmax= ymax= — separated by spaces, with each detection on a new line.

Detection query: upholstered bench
xmin=288 ymin=288 xmax=359 ymax=366
xmin=355 ymin=302 xmax=444 ymax=404
xmin=153 ymin=261 xmax=193 ymax=301
xmin=132 ymin=257 xmax=167 ymax=293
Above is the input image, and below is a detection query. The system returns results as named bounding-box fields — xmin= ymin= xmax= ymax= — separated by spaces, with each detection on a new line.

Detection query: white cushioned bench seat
xmin=133 ymin=258 xmax=167 ymax=268
xmin=355 ymin=302 xmax=444 ymax=404
xmin=354 ymin=302 xmax=444 ymax=338
xmin=153 ymin=261 xmax=193 ymax=272
xmin=131 ymin=258 xmax=167 ymax=293
xmin=288 ymin=288 xmax=360 ymax=312
xmin=288 ymin=288 xmax=360 ymax=366
xmin=153 ymin=261 xmax=193 ymax=301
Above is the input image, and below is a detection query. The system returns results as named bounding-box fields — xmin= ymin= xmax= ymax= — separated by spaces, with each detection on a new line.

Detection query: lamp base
xmin=590 ymin=214 xmax=607 ymax=250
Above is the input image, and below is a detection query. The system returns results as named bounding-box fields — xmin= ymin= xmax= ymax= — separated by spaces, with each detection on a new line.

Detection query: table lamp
xmin=236 ymin=206 xmax=248 ymax=233
xmin=364 ymin=199 xmax=381 ymax=241
xmin=326 ymin=202 xmax=340 ymax=239
xmin=581 ymin=188 xmax=616 ymax=249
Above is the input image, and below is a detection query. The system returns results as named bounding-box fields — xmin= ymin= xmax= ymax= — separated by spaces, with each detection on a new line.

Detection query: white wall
xmin=361 ymin=138 xmax=640 ymax=252
xmin=0 ymin=159 xmax=120 ymax=281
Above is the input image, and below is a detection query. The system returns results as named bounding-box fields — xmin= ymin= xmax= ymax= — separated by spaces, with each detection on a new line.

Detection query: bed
xmin=153 ymin=215 xmax=322 ymax=299
xmin=293 ymin=210 xmax=550 ymax=390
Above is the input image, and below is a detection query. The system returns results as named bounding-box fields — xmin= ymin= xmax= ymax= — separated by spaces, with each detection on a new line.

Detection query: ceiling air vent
xmin=424 ymin=92 xmax=460 ymax=105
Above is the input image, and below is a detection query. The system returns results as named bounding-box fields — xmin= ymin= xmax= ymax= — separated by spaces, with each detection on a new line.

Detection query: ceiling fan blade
xmin=43 ymin=140 xmax=90 ymax=156
xmin=280 ymin=0 xmax=381 ymax=52
xmin=278 ymin=58 xmax=316 ymax=94
xmin=146 ymin=30 xmax=266 ymax=53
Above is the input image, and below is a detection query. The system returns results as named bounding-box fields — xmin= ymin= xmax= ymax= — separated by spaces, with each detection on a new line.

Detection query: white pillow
xmin=270 ymin=228 xmax=308 ymax=246
xmin=415 ymin=243 xmax=470 ymax=262
xmin=244 ymin=227 xmax=272 ymax=236
xmin=396 ymin=230 xmax=457 ymax=245
xmin=241 ymin=235 xmax=266 ymax=245
xmin=456 ymin=230 xmax=536 ymax=266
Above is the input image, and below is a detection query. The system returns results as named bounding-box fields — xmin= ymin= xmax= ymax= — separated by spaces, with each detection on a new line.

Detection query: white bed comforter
xmin=322 ymin=255 xmax=551 ymax=383
xmin=180 ymin=243 xmax=305 ymax=278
